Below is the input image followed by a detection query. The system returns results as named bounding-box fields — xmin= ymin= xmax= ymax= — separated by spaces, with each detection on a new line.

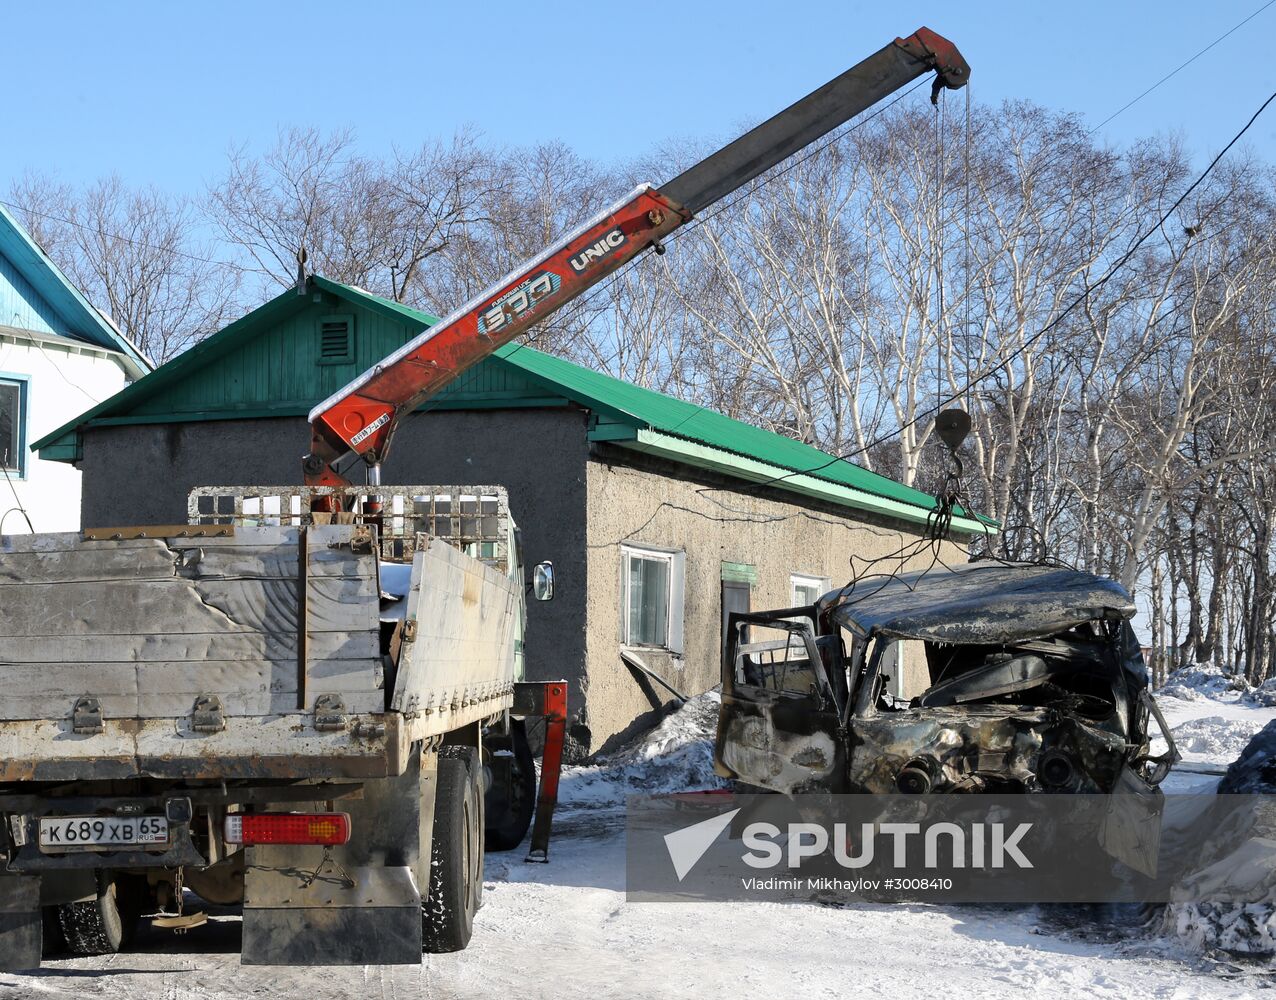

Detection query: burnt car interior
xmin=900 ymin=625 xmax=1127 ymax=717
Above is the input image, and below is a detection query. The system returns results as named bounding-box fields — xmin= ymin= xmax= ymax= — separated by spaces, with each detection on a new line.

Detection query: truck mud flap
xmin=0 ymin=875 xmax=41 ymax=971
xmin=242 ymin=850 xmax=421 ymax=965
xmin=242 ymin=742 xmax=433 ymax=965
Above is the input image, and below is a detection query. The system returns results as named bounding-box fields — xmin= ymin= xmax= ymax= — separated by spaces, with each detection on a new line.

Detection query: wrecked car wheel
xmin=895 ymin=759 xmax=935 ymax=794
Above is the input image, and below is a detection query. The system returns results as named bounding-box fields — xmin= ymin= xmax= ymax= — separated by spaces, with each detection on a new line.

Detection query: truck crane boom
xmin=303 ymin=27 xmax=969 ymax=489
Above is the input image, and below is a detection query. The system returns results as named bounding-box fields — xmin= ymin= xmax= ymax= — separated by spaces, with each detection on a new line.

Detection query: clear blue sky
xmin=6 ymin=1 xmax=1276 ymax=200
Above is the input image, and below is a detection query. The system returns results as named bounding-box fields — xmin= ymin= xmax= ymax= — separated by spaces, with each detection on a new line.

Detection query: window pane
xmin=627 ymin=554 xmax=669 ymax=646
xmin=0 ymin=383 xmax=18 ymax=471
xmin=791 ymin=576 xmax=826 ymax=607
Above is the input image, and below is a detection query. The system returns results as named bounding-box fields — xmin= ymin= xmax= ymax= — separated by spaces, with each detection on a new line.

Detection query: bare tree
xmin=8 ymin=173 xmax=239 ymax=362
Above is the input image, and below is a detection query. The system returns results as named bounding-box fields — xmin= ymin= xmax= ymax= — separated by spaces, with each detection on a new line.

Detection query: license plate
xmin=38 ymin=815 xmax=168 ymax=850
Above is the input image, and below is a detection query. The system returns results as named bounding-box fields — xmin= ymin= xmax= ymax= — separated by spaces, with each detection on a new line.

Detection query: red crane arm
xmin=303 ymin=27 xmax=968 ymax=488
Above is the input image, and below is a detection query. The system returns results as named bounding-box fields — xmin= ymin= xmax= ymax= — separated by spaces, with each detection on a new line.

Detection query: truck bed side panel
xmin=392 ymin=537 xmax=517 ymax=736
xmin=0 ymin=527 xmax=382 ymax=721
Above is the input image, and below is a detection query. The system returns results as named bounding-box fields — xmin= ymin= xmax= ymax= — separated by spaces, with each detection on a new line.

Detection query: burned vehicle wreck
xmin=714 ymin=562 xmax=1178 ymax=799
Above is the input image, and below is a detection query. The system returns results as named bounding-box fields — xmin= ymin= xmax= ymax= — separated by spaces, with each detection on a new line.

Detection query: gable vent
xmin=317 ymin=315 xmax=354 ymax=365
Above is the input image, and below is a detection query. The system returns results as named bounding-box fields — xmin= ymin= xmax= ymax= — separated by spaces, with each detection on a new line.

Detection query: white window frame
xmin=621 ymin=544 xmax=685 ymax=654
xmin=790 ymin=573 xmax=829 ymax=607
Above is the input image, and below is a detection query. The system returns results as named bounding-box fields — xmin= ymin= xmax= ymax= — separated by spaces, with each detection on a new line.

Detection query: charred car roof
xmin=819 ymin=562 xmax=1136 ymax=644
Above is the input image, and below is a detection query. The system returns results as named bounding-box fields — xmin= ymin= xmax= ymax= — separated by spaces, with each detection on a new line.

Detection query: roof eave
xmin=33 ymin=279 xmax=437 ymax=462
xmin=615 ymin=428 xmax=991 ymax=535
xmin=0 ymin=205 xmax=152 ymax=370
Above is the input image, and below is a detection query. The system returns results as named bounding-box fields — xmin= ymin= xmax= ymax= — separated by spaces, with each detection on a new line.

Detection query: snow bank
xmin=558 ymin=690 xmax=729 ymax=809
xmin=1168 ymin=716 xmax=1264 ymax=762
xmin=1159 ymin=663 xmax=1252 ymax=703
xmin=1152 ymin=664 xmax=1276 ymax=769
xmin=1255 ymin=678 xmax=1276 ymax=708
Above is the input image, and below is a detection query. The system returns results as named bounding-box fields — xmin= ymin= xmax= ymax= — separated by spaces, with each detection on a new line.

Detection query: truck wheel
xmin=56 ymin=873 xmax=141 ymax=955
xmin=485 ymin=718 xmax=537 ymax=851
xmin=423 ymin=746 xmax=485 ymax=953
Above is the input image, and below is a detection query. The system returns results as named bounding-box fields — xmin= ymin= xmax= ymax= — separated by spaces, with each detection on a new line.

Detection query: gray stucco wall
xmin=78 ymin=408 xmax=591 ymax=741
xmin=582 ymin=447 xmax=965 ymax=754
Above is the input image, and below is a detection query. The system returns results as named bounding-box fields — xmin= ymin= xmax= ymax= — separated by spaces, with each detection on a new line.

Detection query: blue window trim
xmin=0 ymin=371 xmax=30 ymax=481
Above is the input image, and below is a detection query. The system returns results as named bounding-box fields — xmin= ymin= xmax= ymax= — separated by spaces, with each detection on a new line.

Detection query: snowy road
xmin=4 ymin=682 xmax=1274 ymax=999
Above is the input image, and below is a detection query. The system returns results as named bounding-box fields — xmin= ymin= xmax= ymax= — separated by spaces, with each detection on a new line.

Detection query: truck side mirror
xmin=532 ymin=561 xmax=554 ymax=601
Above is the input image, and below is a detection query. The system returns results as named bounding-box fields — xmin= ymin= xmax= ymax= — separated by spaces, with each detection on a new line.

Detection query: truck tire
xmin=485 ymin=718 xmax=537 ymax=851
xmin=56 ymin=873 xmax=141 ymax=955
xmin=423 ymin=745 xmax=485 ymax=953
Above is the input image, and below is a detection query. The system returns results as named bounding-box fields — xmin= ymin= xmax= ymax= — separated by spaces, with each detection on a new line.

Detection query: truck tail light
xmin=223 ymin=813 xmax=351 ymax=846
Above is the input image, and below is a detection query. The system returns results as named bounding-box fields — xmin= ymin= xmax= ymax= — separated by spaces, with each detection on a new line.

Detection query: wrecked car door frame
xmin=714 ymin=608 xmax=851 ymax=793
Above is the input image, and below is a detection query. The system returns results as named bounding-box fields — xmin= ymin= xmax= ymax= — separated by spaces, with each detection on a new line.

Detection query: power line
xmin=706 ymin=85 xmax=1276 ymax=500
xmin=0 ymin=462 xmax=34 ymax=534
xmin=655 ymin=11 xmax=1276 ymax=508
xmin=1089 ymin=0 xmax=1276 ymax=135
xmin=0 ymin=198 xmax=256 ymax=275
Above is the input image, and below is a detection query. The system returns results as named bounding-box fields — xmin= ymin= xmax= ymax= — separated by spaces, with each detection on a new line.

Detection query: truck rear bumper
xmin=0 ymin=713 xmax=402 ymax=782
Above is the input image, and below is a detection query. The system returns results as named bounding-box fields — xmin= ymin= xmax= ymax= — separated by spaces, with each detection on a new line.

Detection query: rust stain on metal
xmin=84 ymin=525 xmax=234 ymax=540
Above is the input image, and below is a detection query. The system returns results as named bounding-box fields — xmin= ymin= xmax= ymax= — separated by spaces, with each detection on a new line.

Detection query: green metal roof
xmin=487 ymin=342 xmax=944 ymax=515
xmin=33 ymin=276 xmax=984 ymax=531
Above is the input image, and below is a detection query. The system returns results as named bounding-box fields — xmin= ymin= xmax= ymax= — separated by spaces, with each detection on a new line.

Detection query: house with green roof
xmin=33 ymin=276 xmax=977 ymax=754
xmin=0 ymin=204 xmax=150 ymax=534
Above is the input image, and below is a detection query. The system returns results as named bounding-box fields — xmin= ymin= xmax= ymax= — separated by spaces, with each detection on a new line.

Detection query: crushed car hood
xmin=820 ymin=562 xmax=1136 ymax=644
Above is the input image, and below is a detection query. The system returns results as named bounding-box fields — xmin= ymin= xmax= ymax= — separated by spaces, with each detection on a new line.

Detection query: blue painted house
xmin=0 ymin=205 xmax=150 ymax=532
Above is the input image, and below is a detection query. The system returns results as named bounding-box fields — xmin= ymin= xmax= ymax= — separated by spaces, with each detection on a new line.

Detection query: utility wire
xmin=709 ymin=86 xmax=1276 ymax=499
xmin=657 ymin=12 xmax=1276 ymax=506
xmin=0 ymin=198 xmax=255 ymax=275
xmin=1089 ymin=0 xmax=1276 ymax=135
xmin=0 ymin=461 xmax=34 ymax=534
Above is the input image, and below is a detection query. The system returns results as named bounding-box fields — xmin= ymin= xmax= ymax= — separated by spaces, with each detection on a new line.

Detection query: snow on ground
xmin=5 ymin=681 xmax=1275 ymax=999
xmin=552 ymin=689 xmax=728 ymax=809
xmin=1153 ymin=665 xmax=1276 ymax=790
